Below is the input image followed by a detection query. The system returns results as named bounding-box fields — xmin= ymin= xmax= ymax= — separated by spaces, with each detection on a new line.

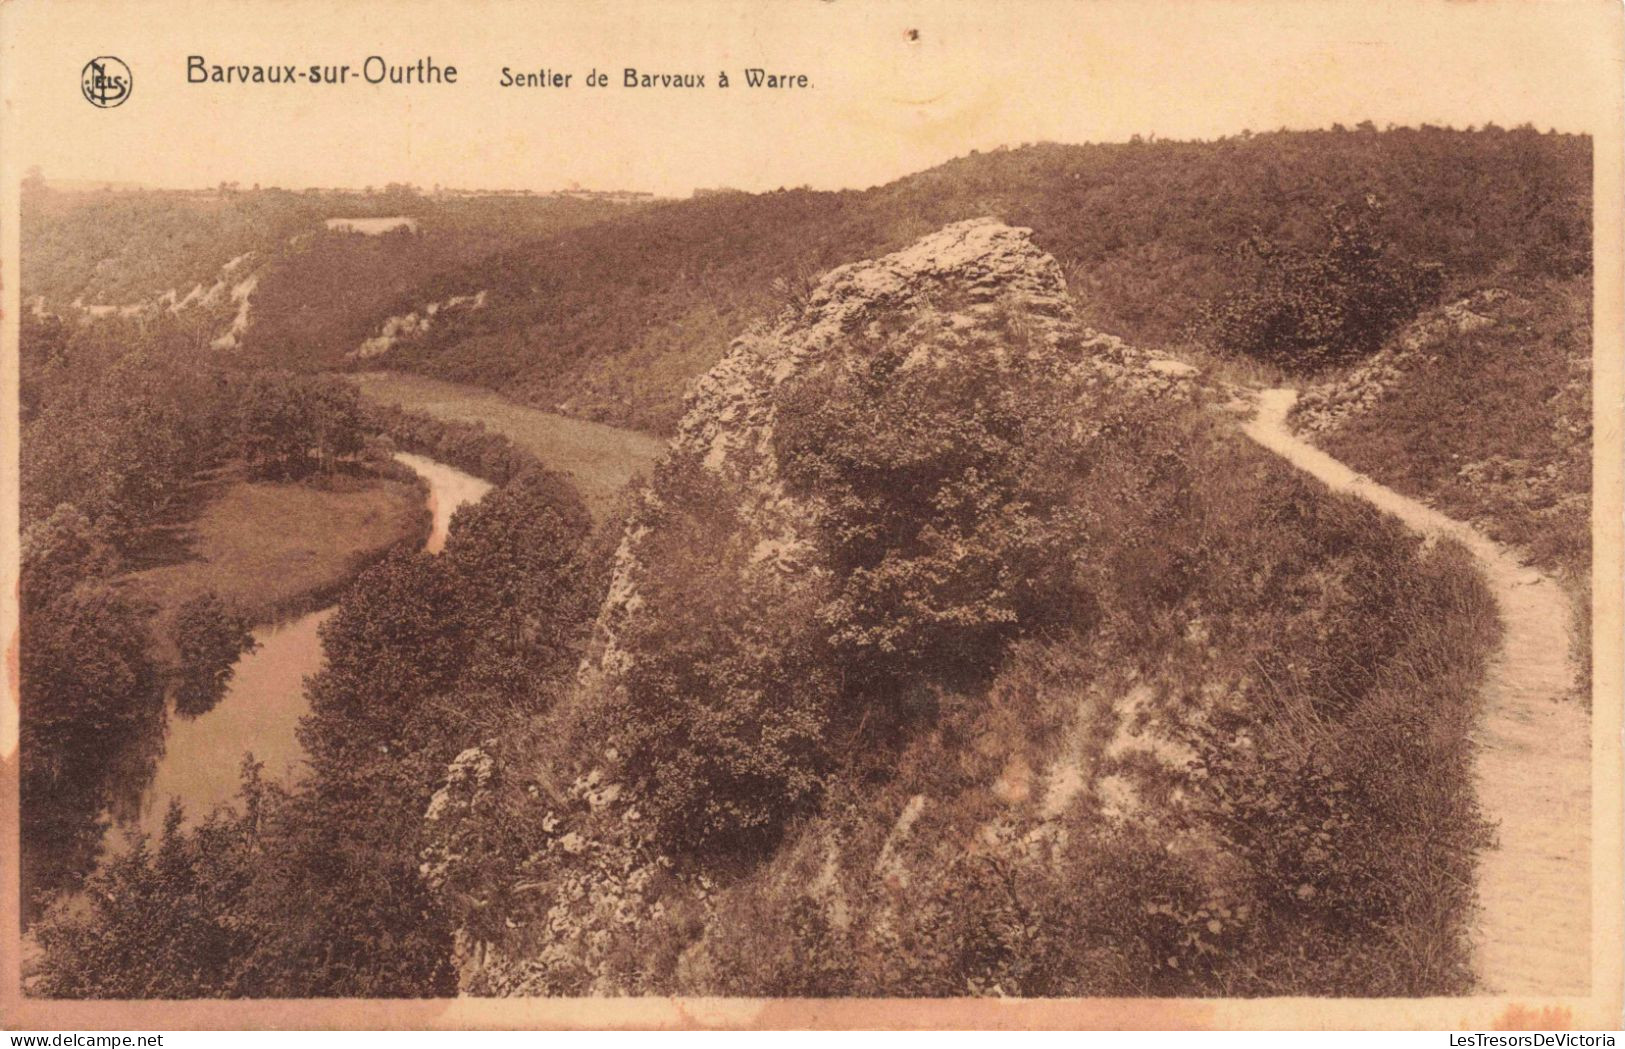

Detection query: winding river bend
xmin=127 ymin=453 xmax=493 ymax=837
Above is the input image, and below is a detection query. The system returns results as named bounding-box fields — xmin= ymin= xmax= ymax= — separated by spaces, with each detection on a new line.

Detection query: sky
xmin=0 ymin=0 xmax=1619 ymax=196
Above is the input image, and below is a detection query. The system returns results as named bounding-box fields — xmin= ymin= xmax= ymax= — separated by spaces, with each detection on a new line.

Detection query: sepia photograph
xmin=0 ymin=0 xmax=1621 ymax=1033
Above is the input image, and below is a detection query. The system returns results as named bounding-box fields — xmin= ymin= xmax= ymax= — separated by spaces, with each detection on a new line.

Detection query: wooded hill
xmin=303 ymin=125 xmax=1588 ymax=433
xmin=20 ymin=183 xmax=647 ymax=334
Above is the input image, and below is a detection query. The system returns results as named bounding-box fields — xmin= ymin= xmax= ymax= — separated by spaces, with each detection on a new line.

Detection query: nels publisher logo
xmin=81 ymin=56 xmax=132 ymax=108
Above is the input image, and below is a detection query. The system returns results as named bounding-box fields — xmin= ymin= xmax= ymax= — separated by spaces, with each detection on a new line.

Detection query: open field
xmin=117 ymin=470 xmax=429 ymax=651
xmin=351 ymin=370 xmax=666 ymax=519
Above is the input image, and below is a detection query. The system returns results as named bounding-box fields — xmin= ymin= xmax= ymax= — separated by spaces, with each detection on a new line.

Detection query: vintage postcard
xmin=0 ymin=0 xmax=1621 ymax=1031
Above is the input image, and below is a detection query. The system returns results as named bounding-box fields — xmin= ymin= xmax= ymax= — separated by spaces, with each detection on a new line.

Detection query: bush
xmin=771 ymin=317 xmax=1103 ymax=695
xmin=602 ymin=456 xmax=838 ymax=859
xmin=1198 ymin=198 xmax=1443 ymax=368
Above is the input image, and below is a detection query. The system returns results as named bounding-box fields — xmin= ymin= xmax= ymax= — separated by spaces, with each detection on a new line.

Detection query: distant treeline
xmin=24 ymin=127 xmax=1589 ymax=435
xmin=20 ymin=182 xmax=640 ymax=310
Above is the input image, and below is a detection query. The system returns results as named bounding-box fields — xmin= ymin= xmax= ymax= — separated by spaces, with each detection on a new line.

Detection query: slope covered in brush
xmin=353 ymin=126 xmax=1586 ymax=432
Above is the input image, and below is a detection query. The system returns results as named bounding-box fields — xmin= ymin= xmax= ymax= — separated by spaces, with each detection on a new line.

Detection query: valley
xmin=16 ymin=125 xmax=1596 ymax=1001
xmin=124 ymin=452 xmax=492 ymax=840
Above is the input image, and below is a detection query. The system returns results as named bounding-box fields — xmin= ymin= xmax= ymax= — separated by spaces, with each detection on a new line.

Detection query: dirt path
xmin=1244 ymin=387 xmax=1590 ymax=996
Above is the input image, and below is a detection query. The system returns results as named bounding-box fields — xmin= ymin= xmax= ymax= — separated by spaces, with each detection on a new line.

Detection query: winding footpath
xmin=1244 ymin=388 xmax=1591 ymax=996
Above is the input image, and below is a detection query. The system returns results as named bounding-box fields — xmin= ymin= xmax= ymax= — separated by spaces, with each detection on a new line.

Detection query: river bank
xmin=122 ymin=453 xmax=493 ymax=837
xmin=117 ymin=464 xmax=432 ymax=660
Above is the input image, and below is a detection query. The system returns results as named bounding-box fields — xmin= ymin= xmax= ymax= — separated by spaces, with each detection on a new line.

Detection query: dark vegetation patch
xmin=1194 ymin=198 xmax=1444 ymax=369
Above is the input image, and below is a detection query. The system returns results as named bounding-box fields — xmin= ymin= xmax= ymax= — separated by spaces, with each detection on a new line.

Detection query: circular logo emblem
xmin=81 ymin=57 xmax=132 ymax=108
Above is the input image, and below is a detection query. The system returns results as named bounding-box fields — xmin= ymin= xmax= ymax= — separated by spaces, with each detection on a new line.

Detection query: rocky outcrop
xmin=585 ymin=217 xmax=1194 ymax=681
xmin=37 ymin=250 xmax=267 ymax=351
xmin=422 ymin=217 xmax=1202 ymax=995
xmin=351 ymin=290 xmax=489 ymax=360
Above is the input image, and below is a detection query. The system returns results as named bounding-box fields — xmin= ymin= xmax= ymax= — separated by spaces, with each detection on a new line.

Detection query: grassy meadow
xmin=118 ymin=469 xmax=429 ymax=656
xmin=351 ymin=370 xmax=665 ymax=520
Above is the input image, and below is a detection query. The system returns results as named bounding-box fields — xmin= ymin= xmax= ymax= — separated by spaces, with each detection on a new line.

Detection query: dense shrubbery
xmin=34 ymin=759 xmax=460 ymax=999
xmin=1196 ymin=199 xmax=1444 ymax=368
xmin=593 ymin=457 xmax=839 ymax=858
xmin=362 ymin=400 xmax=542 ymax=485
xmin=20 ymin=313 xmax=238 ymax=547
xmin=772 ymin=324 xmax=1092 ymax=692
xmin=678 ymin=402 xmax=1499 ymax=997
xmin=21 ymin=315 xmax=380 ymax=546
xmin=18 ymin=506 xmax=145 ymax=917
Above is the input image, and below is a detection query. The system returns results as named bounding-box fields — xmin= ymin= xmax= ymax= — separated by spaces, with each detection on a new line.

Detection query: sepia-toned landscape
xmin=12 ymin=124 xmax=1597 ymax=1002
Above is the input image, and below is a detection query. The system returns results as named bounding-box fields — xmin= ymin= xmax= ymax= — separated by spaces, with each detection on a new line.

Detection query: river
xmin=126 ymin=453 xmax=493 ymax=837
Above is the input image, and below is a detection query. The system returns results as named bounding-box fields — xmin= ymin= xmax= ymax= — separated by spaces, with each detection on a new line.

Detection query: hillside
xmin=19 ymin=185 xmax=650 ymax=361
xmin=328 ymin=126 xmax=1587 ymax=433
xmin=399 ymin=221 xmax=1501 ymax=997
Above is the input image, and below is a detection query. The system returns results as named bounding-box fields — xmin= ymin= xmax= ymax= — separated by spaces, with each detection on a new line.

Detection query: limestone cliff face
xmin=584 ymin=217 xmax=1189 ymax=683
xmin=675 ymin=217 xmax=1078 ymax=477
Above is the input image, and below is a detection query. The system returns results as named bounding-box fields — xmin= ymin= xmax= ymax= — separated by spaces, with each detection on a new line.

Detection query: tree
xmin=172 ymin=591 xmax=257 ymax=717
xmin=604 ymin=455 xmax=838 ymax=858
xmin=303 ymin=550 xmax=468 ymax=743
xmin=32 ymin=759 xmax=458 ymax=998
xmin=236 ymin=373 xmax=365 ymax=479
xmin=21 ymin=584 xmax=164 ymax=916
xmin=20 ymin=504 xmax=118 ymax=612
xmin=772 ymin=316 xmax=1095 ymax=695
xmin=304 ymin=379 xmax=364 ymax=472
xmin=441 ymin=467 xmax=594 ymax=696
